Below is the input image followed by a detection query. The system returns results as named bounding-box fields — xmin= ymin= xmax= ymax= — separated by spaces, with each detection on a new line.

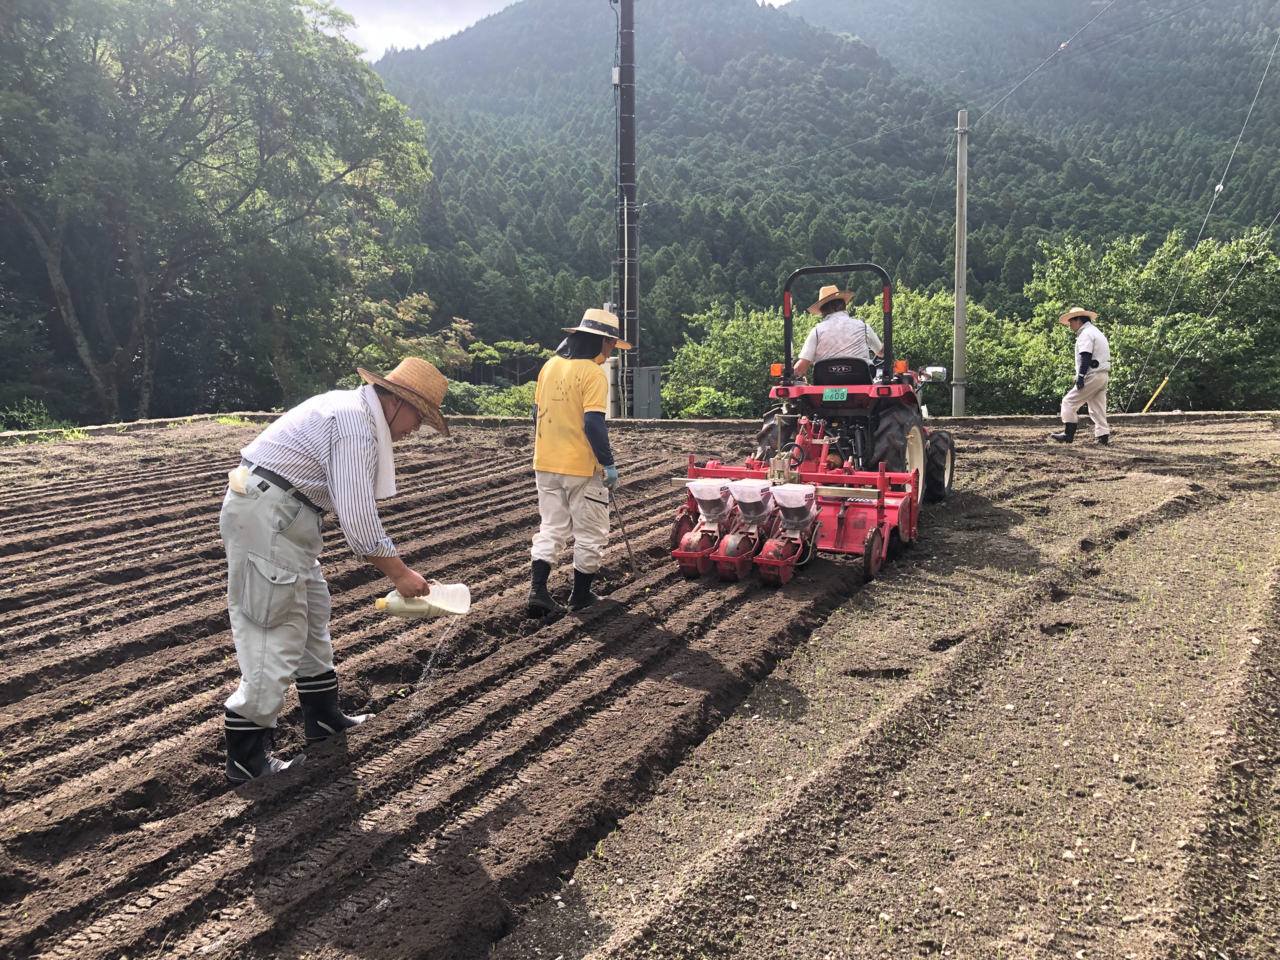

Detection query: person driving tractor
xmin=792 ymin=285 xmax=885 ymax=379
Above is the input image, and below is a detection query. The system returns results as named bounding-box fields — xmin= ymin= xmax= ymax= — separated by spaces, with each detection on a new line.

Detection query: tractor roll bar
xmin=781 ymin=263 xmax=892 ymax=382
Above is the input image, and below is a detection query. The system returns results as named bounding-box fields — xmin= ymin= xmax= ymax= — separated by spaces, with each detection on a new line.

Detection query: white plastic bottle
xmin=374 ymin=584 xmax=471 ymax=619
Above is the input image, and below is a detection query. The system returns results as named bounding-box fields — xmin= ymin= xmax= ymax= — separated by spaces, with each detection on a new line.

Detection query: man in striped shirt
xmin=219 ymin=358 xmax=449 ymax=783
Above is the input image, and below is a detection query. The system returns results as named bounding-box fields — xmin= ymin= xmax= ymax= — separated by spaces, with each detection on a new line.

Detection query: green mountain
xmin=6 ymin=0 xmax=1275 ymax=425
xmin=787 ymin=0 xmax=1280 ymax=231
xmin=376 ymin=0 xmax=1227 ymax=363
xmin=373 ymin=0 xmax=1277 ymax=365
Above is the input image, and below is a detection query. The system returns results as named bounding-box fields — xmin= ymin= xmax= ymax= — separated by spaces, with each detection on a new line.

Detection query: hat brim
xmin=357 ymin=368 xmax=450 ymax=437
xmin=1058 ymin=309 xmax=1098 ymax=325
xmin=807 ymin=290 xmax=857 ymax=315
xmin=561 ymin=326 xmax=632 ymax=350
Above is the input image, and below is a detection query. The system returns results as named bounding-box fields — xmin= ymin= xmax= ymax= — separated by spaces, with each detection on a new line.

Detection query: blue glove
xmin=602 ymin=464 xmax=619 ymax=490
xmin=1075 ymin=374 xmax=1085 ymax=390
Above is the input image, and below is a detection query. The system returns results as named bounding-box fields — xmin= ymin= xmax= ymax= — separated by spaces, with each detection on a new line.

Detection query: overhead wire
xmin=766 ymin=0 xmax=1215 ymax=176
xmin=1124 ymin=26 xmax=1280 ymax=411
xmin=974 ymin=0 xmax=1119 ymax=124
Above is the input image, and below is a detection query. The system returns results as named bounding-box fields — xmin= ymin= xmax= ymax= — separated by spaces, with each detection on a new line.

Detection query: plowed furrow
xmin=0 ymin=463 xmax=676 ymax=680
xmin=0 ymin=455 xmax=235 ymax=516
xmin=0 ymin=456 xmax=525 ymax=601
xmin=0 ymin=447 xmax=505 ymax=560
xmin=0 ymin=506 xmax=682 ymax=830
xmin=0 ymin=439 xmax=484 ymax=518
xmin=18 ymin=569 xmax=728 ymax=957
xmin=170 ymin=566 xmax=853 ymax=960
xmin=0 ymin=454 xmax=669 ymax=632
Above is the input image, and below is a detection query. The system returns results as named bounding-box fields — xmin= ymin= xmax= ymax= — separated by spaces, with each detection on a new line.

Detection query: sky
xmin=333 ymin=0 xmax=794 ymax=60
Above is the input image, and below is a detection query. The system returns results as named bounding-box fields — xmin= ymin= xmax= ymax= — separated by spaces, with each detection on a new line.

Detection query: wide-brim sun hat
xmin=357 ymin=357 xmax=450 ymax=436
xmin=1058 ymin=307 xmax=1099 ymax=325
xmin=808 ymin=285 xmax=858 ymax=315
xmin=562 ymin=308 xmax=632 ymax=349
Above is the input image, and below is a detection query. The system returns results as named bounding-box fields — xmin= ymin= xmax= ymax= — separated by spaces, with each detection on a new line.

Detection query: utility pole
xmin=614 ymin=0 xmax=638 ymax=416
xmin=952 ymin=109 xmax=968 ymax=417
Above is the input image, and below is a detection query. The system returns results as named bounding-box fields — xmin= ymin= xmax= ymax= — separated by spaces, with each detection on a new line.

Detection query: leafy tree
xmin=1027 ymin=231 xmax=1280 ymax=411
xmin=477 ymin=381 xmax=538 ymax=417
xmin=0 ymin=0 xmax=428 ymax=420
xmin=662 ymin=304 xmax=816 ymax=419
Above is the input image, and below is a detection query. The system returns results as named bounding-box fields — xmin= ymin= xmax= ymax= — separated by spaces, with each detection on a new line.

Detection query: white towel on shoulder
xmin=359 ymin=383 xmax=397 ymax=500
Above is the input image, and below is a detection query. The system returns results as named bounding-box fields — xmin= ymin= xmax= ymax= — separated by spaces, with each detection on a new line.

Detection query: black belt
xmin=241 ymin=460 xmax=326 ymax=516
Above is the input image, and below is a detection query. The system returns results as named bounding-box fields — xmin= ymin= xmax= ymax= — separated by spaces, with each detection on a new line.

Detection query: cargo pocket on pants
xmin=242 ymin=553 xmax=302 ymax=628
xmin=580 ymin=485 xmax=611 ymax=539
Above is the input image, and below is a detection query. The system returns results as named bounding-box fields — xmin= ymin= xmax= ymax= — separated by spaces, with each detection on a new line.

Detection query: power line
xmin=974 ymin=0 xmax=1119 ymax=124
xmin=1124 ymin=26 xmax=1280 ymax=410
xmin=767 ymin=0 xmax=1213 ymax=175
xmin=923 ymin=135 xmax=956 ymax=220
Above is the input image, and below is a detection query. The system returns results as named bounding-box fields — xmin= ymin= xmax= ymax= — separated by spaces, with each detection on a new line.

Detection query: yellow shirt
xmin=533 ymin=356 xmax=609 ymax=477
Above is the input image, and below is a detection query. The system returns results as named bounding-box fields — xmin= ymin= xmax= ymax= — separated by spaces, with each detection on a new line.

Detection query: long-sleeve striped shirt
xmin=241 ymin=389 xmax=397 ymax=558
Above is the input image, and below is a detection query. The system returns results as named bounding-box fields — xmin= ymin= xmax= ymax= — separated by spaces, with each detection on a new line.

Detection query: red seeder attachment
xmin=669 ymin=418 xmax=920 ymax=586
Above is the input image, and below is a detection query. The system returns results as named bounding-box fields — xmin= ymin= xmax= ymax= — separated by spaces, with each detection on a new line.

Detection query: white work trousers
xmin=1060 ymin=371 xmax=1110 ymax=437
xmin=530 ymin=470 xmax=611 ymax=574
xmin=220 ymin=477 xmax=334 ymax=728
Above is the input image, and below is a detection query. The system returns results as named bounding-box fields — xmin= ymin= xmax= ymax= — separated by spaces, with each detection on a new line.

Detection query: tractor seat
xmin=813 ymin=358 xmax=873 ymax=386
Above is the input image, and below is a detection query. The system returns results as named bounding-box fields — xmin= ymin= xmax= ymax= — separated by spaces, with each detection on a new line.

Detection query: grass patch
xmin=214 ymin=414 xmax=253 ymax=426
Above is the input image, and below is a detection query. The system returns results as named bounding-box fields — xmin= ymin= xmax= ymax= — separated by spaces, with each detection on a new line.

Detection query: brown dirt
xmin=1 ymin=417 xmax=1278 ymax=960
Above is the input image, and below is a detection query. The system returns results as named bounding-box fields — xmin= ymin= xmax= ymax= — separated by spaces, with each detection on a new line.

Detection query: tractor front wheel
xmin=924 ymin=430 xmax=956 ymax=502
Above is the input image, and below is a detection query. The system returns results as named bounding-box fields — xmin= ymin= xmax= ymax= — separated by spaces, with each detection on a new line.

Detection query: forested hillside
xmin=788 ymin=0 xmax=1280 ymax=230
xmin=377 ymin=0 xmax=1264 ymax=362
xmin=2 ymin=0 xmax=1277 ymax=426
xmin=1 ymin=0 xmax=437 ymax=424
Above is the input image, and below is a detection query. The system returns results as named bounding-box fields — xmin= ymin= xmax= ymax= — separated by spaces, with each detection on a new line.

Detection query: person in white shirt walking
xmin=792 ymin=285 xmax=884 ymax=379
xmin=220 ymin=358 xmax=448 ymax=782
xmin=1051 ymin=307 xmax=1111 ymax=445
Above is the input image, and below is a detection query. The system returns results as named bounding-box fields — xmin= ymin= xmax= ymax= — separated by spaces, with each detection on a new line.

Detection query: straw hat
xmin=357 ymin=358 xmax=450 ymax=436
xmin=562 ymin=308 xmax=632 ymax=349
xmin=808 ymin=285 xmax=857 ymax=315
xmin=1058 ymin=307 xmax=1098 ymax=326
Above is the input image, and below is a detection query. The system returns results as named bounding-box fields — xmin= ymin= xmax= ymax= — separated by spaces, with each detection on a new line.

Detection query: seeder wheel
xmin=757 ymin=537 xmax=799 ymax=586
xmin=714 ymin=532 xmax=757 ymax=582
xmin=862 ymin=527 xmax=883 ymax=583
xmin=670 ymin=507 xmax=695 ymax=552
xmin=677 ymin=529 xmax=715 ymax=579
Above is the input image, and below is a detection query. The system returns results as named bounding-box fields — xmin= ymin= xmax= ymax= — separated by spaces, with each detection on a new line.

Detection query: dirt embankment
xmin=1 ymin=417 xmax=1278 ymax=960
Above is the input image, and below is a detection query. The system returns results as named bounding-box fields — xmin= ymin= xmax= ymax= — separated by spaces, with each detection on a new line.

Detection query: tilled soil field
xmin=1 ymin=416 xmax=1278 ymax=960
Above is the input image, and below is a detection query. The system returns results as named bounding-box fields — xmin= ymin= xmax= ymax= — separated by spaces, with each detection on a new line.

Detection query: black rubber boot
xmin=296 ymin=671 xmax=373 ymax=744
xmin=1096 ymin=433 xmax=1110 ymax=445
xmin=1050 ymin=422 xmax=1078 ymax=444
xmin=528 ymin=559 xmax=564 ymax=617
xmin=568 ymin=569 xmax=601 ymax=611
xmin=225 ymin=710 xmax=304 ymax=783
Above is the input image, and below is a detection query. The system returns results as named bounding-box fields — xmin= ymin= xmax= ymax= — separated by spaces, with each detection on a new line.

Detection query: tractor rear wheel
xmin=870 ymin=405 xmax=926 ymax=476
xmin=924 ymin=430 xmax=956 ymax=502
xmin=754 ymin=408 xmax=796 ymax=462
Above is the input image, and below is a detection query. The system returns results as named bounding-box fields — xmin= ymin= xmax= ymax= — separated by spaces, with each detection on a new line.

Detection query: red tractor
xmin=670 ymin=264 xmax=955 ymax=585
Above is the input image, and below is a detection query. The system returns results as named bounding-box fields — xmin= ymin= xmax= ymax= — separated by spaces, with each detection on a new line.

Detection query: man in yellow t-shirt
xmin=528 ymin=308 xmax=631 ymax=616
